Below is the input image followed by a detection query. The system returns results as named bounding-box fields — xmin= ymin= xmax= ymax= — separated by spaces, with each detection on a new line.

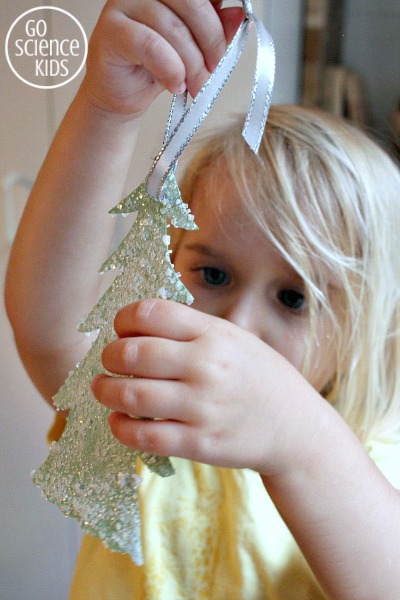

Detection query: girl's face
xmin=174 ymin=170 xmax=339 ymax=394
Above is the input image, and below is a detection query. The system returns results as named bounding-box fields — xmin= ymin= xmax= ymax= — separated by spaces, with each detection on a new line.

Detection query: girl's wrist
xmin=261 ymin=394 xmax=350 ymax=488
xmin=77 ymin=78 xmax=146 ymax=130
xmin=63 ymin=81 xmax=146 ymax=164
xmin=258 ymin=382 xmax=334 ymax=480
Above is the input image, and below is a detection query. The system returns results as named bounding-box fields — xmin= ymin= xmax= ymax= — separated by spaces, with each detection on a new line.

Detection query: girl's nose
xmin=220 ymin=295 xmax=263 ymax=339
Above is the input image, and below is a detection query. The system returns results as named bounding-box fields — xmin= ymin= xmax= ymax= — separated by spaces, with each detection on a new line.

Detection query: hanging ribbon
xmin=146 ymin=0 xmax=275 ymax=198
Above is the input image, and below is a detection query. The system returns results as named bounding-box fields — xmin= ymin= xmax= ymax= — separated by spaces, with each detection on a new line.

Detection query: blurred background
xmin=1 ymin=1 xmax=399 ymax=598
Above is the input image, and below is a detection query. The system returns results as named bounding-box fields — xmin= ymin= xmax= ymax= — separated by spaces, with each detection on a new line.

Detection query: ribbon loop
xmin=242 ymin=13 xmax=275 ymax=153
xmin=146 ymin=4 xmax=275 ymax=199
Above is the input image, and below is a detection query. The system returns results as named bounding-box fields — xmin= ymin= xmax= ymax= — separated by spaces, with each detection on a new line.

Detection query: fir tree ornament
xmin=32 ymin=0 xmax=275 ymax=565
xmin=32 ymin=171 xmax=196 ymax=565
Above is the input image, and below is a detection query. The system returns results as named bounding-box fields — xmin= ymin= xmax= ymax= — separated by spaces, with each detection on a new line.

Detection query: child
xmin=5 ymin=1 xmax=400 ymax=598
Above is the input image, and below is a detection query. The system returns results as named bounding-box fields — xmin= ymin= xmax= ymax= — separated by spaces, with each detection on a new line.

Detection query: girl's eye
xmin=277 ymin=289 xmax=305 ymax=310
xmin=201 ymin=267 xmax=229 ymax=286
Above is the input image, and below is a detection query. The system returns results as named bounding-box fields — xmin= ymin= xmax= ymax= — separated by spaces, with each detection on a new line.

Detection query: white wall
xmin=341 ymin=0 xmax=400 ymax=139
xmin=264 ymin=0 xmax=304 ymax=105
xmin=0 ymin=2 xmax=303 ymax=599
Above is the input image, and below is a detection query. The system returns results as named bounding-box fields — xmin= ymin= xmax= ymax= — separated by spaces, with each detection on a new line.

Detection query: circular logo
xmin=5 ymin=6 xmax=88 ymax=89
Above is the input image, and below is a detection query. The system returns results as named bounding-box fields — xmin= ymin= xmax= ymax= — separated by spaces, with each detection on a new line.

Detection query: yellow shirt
xmin=48 ymin=414 xmax=400 ymax=599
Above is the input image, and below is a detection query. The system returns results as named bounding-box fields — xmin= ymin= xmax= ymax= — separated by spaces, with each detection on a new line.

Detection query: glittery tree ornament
xmin=32 ymin=0 xmax=275 ymax=566
xmin=32 ymin=171 xmax=197 ymax=565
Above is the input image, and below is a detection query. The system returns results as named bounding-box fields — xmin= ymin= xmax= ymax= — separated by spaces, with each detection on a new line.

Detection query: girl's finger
xmin=101 ymin=331 xmax=196 ymax=378
xmin=107 ymin=16 xmax=188 ymax=94
xmin=114 ymin=299 xmax=213 ymax=342
xmin=216 ymin=6 xmax=245 ymax=46
xmin=115 ymin=0 xmax=243 ymax=95
xmin=151 ymin=2 xmax=244 ymax=85
xmin=157 ymin=0 xmax=228 ymax=72
xmin=108 ymin=411 xmax=205 ymax=460
xmin=134 ymin=0 xmax=222 ymax=95
xmin=92 ymin=374 xmax=195 ymax=421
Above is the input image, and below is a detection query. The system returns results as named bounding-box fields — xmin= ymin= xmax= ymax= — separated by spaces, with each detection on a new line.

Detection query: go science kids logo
xmin=5 ymin=6 xmax=87 ymax=89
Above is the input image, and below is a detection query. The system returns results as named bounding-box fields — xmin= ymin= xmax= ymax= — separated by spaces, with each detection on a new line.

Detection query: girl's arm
xmin=263 ymin=402 xmax=400 ymax=600
xmin=5 ymin=93 xmax=142 ymax=403
xmin=5 ymin=0 xmax=243 ymax=403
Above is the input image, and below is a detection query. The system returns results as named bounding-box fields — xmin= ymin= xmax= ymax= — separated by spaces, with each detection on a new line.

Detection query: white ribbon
xmin=146 ymin=0 xmax=275 ymax=198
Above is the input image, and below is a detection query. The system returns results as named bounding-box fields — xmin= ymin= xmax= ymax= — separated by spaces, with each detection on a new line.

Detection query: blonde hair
xmin=176 ymin=104 xmax=400 ymax=444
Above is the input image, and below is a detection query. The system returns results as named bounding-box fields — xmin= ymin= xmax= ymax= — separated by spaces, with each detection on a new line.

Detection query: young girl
xmin=5 ymin=1 xmax=400 ymax=598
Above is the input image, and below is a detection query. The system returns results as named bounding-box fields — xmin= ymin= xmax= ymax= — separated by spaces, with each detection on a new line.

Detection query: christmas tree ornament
xmin=32 ymin=0 xmax=275 ymax=565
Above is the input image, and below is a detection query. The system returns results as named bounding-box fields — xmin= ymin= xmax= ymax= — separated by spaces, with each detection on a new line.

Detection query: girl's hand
xmin=91 ymin=298 xmax=323 ymax=475
xmin=94 ymin=300 xmax=400 ymax=600
xmin=83 ymin=0 xmax=244 ymax=116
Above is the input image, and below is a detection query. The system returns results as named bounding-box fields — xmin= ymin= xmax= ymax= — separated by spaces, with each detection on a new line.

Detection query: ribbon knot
xmin=243 ymin=0 xmax=254 ymax=17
